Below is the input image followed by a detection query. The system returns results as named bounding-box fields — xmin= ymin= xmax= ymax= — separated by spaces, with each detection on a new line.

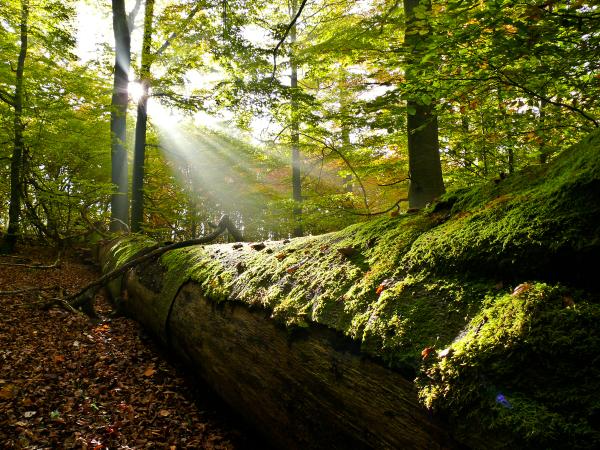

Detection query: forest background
xmin=0 ymin=0 xmax=598 ymax=249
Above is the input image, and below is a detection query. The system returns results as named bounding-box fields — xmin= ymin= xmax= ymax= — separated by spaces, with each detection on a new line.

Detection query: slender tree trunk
xmin=340 ymin=87 xmax=353 ymax=193
xmin=110 ymin=0 xmax=131 ymax=232
xmin=290 ymin=0 xmax=302 ymax=237
xmin=130 ymin=0 xmax=155 ymax=233
xmin=1 ymin=0 xmax=29 ymax=254
xmin=404 ymin=0 xmax=444 ymax=209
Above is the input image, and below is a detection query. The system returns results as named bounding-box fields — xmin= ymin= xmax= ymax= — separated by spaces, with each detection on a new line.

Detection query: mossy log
xmin=99 ymin=254 xmax=460 ymax=449
xmin=100 ymin=130 xmax=600 ymax=449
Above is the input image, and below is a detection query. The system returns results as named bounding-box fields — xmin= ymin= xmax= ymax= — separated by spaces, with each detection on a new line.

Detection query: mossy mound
xmin=418 ymin=283 xmax=600 ymax=449
xmin=105 ymin=130 xmax=600 ymax=448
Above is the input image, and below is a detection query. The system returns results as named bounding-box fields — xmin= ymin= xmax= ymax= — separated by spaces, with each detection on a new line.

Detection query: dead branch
xmin=67 ymin=215 xmax=243 ymax=310
xmin=0 ymin=285 xmax=58 ymax=296
xmin=0 ymin=258 xmax=61 ymax=269
xmin=342 ymin=197 xmax=408 ymax=216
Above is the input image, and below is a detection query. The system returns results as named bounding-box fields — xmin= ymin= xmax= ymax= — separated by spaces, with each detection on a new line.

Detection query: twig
xmin=0 ymin=286 xmax=58 ymax=296
xmin=343 ymin=197 xmax=408 ymax=216
xmin=298 ymin=132 xmax=370 ymax=213
xmin=378 ymin=176 xmax=410 ymax=187
xmin=0 ymin=259 xmax=61 ymax=269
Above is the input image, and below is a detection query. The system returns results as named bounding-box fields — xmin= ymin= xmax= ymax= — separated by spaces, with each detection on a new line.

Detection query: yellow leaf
xmin=143 ymin=367 xmax=156 ymax=377
xmin=0 ymin=384 xmax=17 ymax=399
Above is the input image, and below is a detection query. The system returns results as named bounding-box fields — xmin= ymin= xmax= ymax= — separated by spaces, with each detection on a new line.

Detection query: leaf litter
xmin=0 ymin=246 xmax=262 ymax=449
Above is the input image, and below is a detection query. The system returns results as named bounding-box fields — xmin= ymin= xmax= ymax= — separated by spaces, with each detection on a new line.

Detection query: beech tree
xmin=403 ymin=0 xmax=444 ymax=208
xmin=0 ymin=0 xmax=28 ymax=253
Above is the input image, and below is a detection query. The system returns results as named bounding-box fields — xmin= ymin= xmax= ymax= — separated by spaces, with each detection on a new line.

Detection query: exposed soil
xmin=0 ymin=245 xmax=264 ymax=449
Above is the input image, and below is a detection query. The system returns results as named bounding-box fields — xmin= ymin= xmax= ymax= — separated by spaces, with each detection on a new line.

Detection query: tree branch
xmin=0 ymin=285 xmax=58 ymax=295
xmin=154 ymin=2 xmax=203 ymax=59
xmin=490 ymin=64 xmax=599 ymax=127
xmin=0 ymin=88 xmax=15 ymax=107
xmin=378 ymin=176 xmax=410 ymax=187
xmin=67 ymin=215 xmax=243 ymax=309
xmin=270 ymin=0 xmax=309 ymax=80
xmin=342 ymin=196 xmax=408 ymax=217
xmin=127 ymin=0 xmax=143 ymax=31
xmin=298 ymin=132 xmax=370 ymax=213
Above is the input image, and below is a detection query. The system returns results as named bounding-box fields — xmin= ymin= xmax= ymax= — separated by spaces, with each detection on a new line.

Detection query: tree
xmin=403 ymin=0 xmax=444 ymax=209
xmin=109 ymin=0 xmax=141 ymax=232
xmin=289 ymin=0 xmax=303 ymax=236
xmin=130 ymin=0 xmax=155 ymax=233
xmin=1 ymin=0 xmax=28 ymax=253
xmin=130 ymin=0 xmax=202 ymax=233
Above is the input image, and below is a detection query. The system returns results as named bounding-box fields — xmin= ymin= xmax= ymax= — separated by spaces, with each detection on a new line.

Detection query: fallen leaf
xmin=23 ymin=411 xmax=36 ymax=418
xmin=421 ymin=347 xmax=433 ymax=360
xmin=143 ymin=367 xmax=156 ymax=377
xmin=0 ymin=384 xmax=17 ymax=399
xmin=376 ymin=284 xmax=386 ymax=295
xmin=159 ymin=409 xmax=171 ymax=417
xmin=53 ymin=355 xmax=65 ymax=363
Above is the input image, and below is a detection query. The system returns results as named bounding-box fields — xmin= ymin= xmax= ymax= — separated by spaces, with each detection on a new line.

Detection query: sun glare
xmin=128 ymin=82 xmax=145 ymax=103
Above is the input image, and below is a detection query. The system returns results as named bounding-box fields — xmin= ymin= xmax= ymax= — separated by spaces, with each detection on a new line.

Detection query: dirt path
xmin=0 ymin=246 xmax=263 ymax=449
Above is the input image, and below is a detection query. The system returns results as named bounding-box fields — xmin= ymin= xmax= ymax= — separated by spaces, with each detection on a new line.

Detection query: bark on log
xmin=101 ymin=249 xmax=461 ymax=449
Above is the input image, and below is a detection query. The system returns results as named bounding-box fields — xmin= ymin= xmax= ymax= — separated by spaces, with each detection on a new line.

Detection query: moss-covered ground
xmin=105 ymin=130 xmax=600 ymax=448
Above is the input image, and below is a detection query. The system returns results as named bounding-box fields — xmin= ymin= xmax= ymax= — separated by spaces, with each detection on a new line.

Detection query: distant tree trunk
xmin=290 ymin=0 xmax=302 ymax=237
xmin=110 ymin=0 xmax=131 ymax=232
xmin=404 ymin=0 xmax=444 ymax=209
xmin=130 ymin=0 xmax=155 ymax=233
xmin=1 ymin=0 xmax=29 ymax=254
xmin=340 ymin=88 xmax=353 ymax=193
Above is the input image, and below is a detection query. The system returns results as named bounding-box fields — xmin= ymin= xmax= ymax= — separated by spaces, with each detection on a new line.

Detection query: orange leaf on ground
xmin=421 ymin=347 xmax=433 ymax=360
xmin=143 ymin=366 xmax=156 ymax=377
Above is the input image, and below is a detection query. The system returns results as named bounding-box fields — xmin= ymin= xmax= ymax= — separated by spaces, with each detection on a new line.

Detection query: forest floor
xmin=0 ymin=245 xmax=262 ymax=449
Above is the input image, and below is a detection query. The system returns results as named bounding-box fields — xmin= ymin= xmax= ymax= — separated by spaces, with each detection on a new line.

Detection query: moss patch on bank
xmin=104 ymin=130 xmax=600 ymax=448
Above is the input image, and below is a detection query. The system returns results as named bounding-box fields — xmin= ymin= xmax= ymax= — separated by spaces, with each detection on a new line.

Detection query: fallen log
xmin=100 ymin=246 xmax=461 ymax=449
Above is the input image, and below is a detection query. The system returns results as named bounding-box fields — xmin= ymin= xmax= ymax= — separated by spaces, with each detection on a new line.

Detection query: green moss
xmin=105 ymin=130 xmax=600 ymax=448
xmin=417 ymin=283 xmax=600 ymax=449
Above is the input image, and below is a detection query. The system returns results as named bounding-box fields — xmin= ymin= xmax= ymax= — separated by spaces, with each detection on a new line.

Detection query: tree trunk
xmin=404 ymin=0 xmax=445 ymax=209
xmin=130 ymin=0 xmax=155 ymax=233
xmin=1 ymin=0 xmax=29 ymax=254
xmin=290 ymin=0 xmax=303 ymax=237
xmin=110 ymin=0 xmax=131 ymax=232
